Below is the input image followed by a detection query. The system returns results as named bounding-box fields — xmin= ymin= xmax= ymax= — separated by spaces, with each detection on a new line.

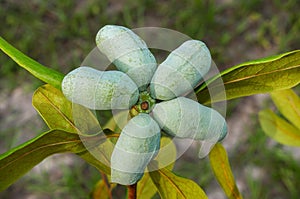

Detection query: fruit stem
xmin=127 ymin=183 xmax=137 ymax=199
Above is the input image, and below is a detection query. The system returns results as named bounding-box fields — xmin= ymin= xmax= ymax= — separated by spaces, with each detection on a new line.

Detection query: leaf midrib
xmin=224 ymin=64 xmax=300 ymax=85
xmin=0 ymin=139 xmax=82 ymax=171
xmin=158 ymin=169 xmax=186 ymax=198
xmin=262 ymin=112 xmax=300 ymax=139
xmin=37 ymin=89 xmax=80 ymax=133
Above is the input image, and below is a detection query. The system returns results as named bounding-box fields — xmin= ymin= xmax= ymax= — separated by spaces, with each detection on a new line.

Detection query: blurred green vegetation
xmin=1 ymin=0 xmax=300 ymax=85
xmin=1 ymin=0 xmax=300 ymax=198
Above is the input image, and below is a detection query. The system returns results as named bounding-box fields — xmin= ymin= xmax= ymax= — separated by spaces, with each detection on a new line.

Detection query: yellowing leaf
xmin=209 ymin=143 xmax=243 ymax=199
xmin=153 ymin=136 xmax=177 ymax=170
xmin=137 ymin=137 xmax=177 ymax=199
xmin=91 ymin=179 xmax=115 ymax=199
xmin=196 ymin=50 xmax=300 ymax=104
xmin=32 ymin=84 xmax=114 ymax=177
xmin=270 ymin=89 xmax=300 ymax=130
xmin=137 ymin=173 xmax=157 ymax=199
xmin=33 ymin=84 xmax=76 ymax=132
xmin=32 ymin=84 xmax=100 ymax=134
xmin=149 ymin=165 xmax=208 ymax=199
xmin=259 ymin=109 xmax=300 ymax=146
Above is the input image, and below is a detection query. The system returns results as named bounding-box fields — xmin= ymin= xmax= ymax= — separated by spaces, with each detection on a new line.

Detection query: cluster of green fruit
xmin=62 ymin=25 xmax=227 ymax=185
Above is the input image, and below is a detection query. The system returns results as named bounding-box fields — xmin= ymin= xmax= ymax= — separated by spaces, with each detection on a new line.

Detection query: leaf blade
xmin=149 ymin=165 xmax=208 ymax=199
xmin=209 ymin=143 xmax=243 ymax=199
xmin=137 ymin=173 xmax=157 ymax=199
xmin=0 ymin=129 xmax=109 ymax=191
xmin=31 ymin=84 xmax=113 ymax=177
xmin=32 ymin=84 xmax=100 ymax=134
xmin=32 ymin=84 xmax=77 ymax=132
xmin=91 ymin=179 xmax=116 ymax=199
xmin=270 ymin=89 xmax=300 ymax=130
xmin=197 ymin=50 xmax=300 ymax=104
xmin=259 ymin=109 xmax=300 ymax=146
xmin=0 ymin=36 xmax=64 ymax=89
xmin=137 ymin=137 xmax=177 ymax=199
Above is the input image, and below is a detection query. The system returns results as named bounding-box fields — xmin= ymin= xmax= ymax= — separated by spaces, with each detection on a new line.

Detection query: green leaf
xmin=149 ymin=164 xmax=208 ymax=199
xmin=137 ymin=137 xmax=177 ymax=199
xmin=77 ymin=145 xmax=112 ymax=176
xmin=0 ymin=129 xmax=108 ymax=191
xmin=91 ymin=179 xmax=116 ymax=199
xmin=153 ymin=136 xmax=177 ymax=170
xmin=259 ymin=109 xmax=300 ymax=146
xmin=32 ymin=84 xmax=76 ymax=132
xmin=32 ymin=84 xmax=114 ymax=174
xmin=196 ymin=50 xmax=300 ymax=104
xmin=103 ymin=110 xmax=129 ymax=134
xmin=209 ymin=143 xmax=243 ymax=199
xmin=0 ymin=36 xmax=64 ymax=89
xmin=270 ymin=89 xmax=300 ymax=130
xmin=77 ymin=136 xmax=114 ymax=175
xmin=32 ymin=84 xmax=100 ymax=134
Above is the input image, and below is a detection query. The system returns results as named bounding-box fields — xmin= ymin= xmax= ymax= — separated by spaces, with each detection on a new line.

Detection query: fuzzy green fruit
xmin=152 ymin=97 xmax=227 ymax=141
xmin=150 ymin=40 xmax=211 ymax=100
xmin=111 ymin=113 xmax=161 ymax=185
xmin=96 ymin=25 xmax=157 ymax=91
xmin=62 ymin=66 xmax=139 ymax=110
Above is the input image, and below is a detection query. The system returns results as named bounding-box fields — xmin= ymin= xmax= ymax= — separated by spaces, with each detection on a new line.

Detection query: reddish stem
xmin=100 ymin=172 xmax=113 ymax=199
xmin=127 ymin=183 xmax=137 ymax=199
